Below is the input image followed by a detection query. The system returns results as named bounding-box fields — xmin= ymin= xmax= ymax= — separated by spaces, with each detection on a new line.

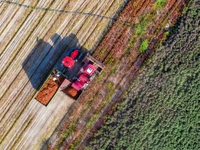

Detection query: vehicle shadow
xmin=22 ymin=33 xmax=88 ymax=90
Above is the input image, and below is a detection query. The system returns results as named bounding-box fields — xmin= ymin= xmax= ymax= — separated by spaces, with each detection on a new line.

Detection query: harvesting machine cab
xmin=62 ymin=49 xmax=79 ymax=69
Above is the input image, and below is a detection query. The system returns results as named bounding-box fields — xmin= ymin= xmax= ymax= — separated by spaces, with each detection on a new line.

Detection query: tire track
xmin=13 ymin=102 xmax=48 ymax=150
xmin=14 ymin=100 xmax=61 ymax=150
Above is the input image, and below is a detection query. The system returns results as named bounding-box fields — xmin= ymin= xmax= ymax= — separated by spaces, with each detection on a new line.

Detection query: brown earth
xmin=35 ymin=74 xmax=59 ymax=106
xmin=35 ymin=70 xmax=65 ymax=105
xmin=66 ymin=87 xmax=78 ymax=97
xmin=64 ymin=86 xmax=79 ymax=98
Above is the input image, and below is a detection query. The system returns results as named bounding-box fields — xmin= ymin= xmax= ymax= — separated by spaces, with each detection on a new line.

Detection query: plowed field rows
xmin=0 ymin=0 xmax=125 ymax=149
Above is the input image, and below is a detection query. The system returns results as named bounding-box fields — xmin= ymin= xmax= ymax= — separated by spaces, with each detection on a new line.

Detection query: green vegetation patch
xmin=140 ymin=39 xmax=149 ymax=53
xmin=135 ymin=15 xmax=148 ymax=35
xmin=154 ymin=0 xmax=167 ymax=9
xmin=63 ymin=123 xmax=76 ymax=138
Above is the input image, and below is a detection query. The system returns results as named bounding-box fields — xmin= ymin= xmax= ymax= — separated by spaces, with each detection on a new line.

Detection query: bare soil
xmin=63 ymin=86 xmax=79 ymax=98
xmin=35 ymin=72 xmax=59 ymax=106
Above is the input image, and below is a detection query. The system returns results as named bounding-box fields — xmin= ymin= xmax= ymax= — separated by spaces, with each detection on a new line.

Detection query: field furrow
xmin=0 ymin=0 xmax=26 ymax=36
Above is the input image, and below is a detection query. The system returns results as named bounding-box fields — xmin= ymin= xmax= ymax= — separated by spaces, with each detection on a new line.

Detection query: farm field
xmin=87 ymin=0 xmax=200 ymax=149
xmin=0 ymin=0 xmax=193 ymax=149
xmin=44 ymin=0 xmax=189 ymax=149
xmin=0 ymin=0 xmax=125 ymax=149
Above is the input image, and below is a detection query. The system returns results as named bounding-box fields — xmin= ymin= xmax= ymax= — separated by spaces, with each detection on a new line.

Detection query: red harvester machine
xmin=35 ymin=50 xmax=104 ymax=106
